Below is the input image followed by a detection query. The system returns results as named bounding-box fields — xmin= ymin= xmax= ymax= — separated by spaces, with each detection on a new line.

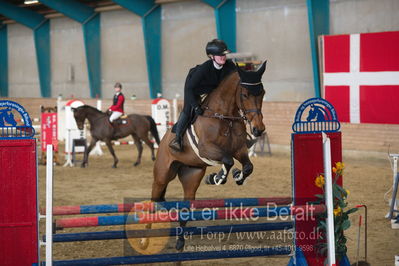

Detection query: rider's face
xmin=213 ymin=55 xmax=227 ymax=65
xmin=114 ymin=87 xmax=121 ymax=93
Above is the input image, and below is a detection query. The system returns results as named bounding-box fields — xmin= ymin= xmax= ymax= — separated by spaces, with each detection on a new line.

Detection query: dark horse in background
xmin=72 ymin=105 xmax=160 ymax=168
xmin=145 ymin=61 xmax=267 ymax=251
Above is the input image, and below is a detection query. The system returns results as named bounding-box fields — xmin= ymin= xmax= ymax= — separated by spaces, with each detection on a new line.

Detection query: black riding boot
xmin=169 ymin=112 xmax=190 ymax=152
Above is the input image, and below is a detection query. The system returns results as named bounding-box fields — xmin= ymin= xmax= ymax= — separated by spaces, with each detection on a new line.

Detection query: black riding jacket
xmin=183 ymin=59 xmax=236 ymax=113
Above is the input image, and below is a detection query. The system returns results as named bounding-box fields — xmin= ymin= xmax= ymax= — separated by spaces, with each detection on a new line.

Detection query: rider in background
xmin=108 ymin=82 xmax=125 ymax=126
xmin=169 ymin=39 xmax=236 ymax=152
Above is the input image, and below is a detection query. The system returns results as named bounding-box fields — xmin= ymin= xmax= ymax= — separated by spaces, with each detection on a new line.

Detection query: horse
xmin=72 ymin=105 xmax=160 ymax=168
xmin=146 ymin=61 xmax=267 ymax=251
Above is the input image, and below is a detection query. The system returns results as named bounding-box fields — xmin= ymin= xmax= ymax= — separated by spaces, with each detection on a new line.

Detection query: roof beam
xmin=307 ymin=0 xmax=329 ymax=97
xmin=0 ymin=0 xmax=51 ymax=97
xmin=0 ymin=21 xmax=7 ymax=97
xmin=201 ymin=0 xmax=236 ymax=52
xmin=40 ymin=0 xmax=102 ymax=98
xmin=112 ymin=0 xmax=162 ymax=99
xmin=0 ymin=0 xmax=44 ymax=29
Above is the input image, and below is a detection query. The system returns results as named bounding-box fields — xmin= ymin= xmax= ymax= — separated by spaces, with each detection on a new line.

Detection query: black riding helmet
xmin=206 ymin=39 xmax=231 ymax=56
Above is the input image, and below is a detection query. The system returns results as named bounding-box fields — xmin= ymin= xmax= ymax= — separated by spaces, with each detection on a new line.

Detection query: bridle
xmin=201 ymin=79 xmax=263 ymax=136
xmin=238 ymin=81 xmax=263 ymax=117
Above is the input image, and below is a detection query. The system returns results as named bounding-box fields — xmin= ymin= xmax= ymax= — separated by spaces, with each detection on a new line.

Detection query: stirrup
xmin=169 ymin=138 xmax=183 ymax=152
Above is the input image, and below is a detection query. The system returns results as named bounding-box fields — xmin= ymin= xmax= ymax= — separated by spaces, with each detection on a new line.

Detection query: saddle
xmin=111 ymin=114 xmax=129 ymax=126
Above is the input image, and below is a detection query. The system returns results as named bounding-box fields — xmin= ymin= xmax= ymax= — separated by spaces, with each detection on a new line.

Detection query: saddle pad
xmin=187 ymin=125 xmax=220 ymax=166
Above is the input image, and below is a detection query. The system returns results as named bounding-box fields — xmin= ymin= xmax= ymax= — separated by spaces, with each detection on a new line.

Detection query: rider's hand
xmin=194 ymin=106 xmax=204 ymax=115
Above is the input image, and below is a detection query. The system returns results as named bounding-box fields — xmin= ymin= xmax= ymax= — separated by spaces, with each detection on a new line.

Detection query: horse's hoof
xmin=205 ymin=173 xmax=226 ymax=185
xmin=112 ymin=165 xmax=117 ymax=168
xmin=232 ymin=168 xmax=245 ymax=185
xmin=236 ymin=179 xmax=245 ymax=185
xmin=214 ymin=175 xmax=227 ymax=185
xmin=175 ymin=238 xmax=185 ymax=251
xmin=134 ymin=162 xmax=140 ymax=167
xmin=205 ymin=173 xmax=217 ymax=185
xmin=151 ymin=156 xmax=156 ymax=161
xmin=219 ymin=176 xmax=227 ymax=185
xmin=80 ymin=164 xmax=86 ymax=168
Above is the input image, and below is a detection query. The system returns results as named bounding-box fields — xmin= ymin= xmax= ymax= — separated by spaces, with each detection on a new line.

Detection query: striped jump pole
xmin=46 ymin=222 xmax=293 ymax=242
xmin=45 ymin=246 xmax=292 ymax=266
xmin=46 ymin=197 xmax=292 ymax=215
xmin=55 ymin=204 xmax=325 ymax=229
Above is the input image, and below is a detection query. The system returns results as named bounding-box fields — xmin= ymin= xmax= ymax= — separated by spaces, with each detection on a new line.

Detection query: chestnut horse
xmin=149 ymin=62 xmax=266 ymax=250
xmin=72 ymin=105 xmax=160 ymax=168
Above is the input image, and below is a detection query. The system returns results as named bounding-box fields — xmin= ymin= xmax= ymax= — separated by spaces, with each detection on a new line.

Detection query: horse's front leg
xmin=205 ymin=156 xmax=234 ymax=185
xmin=232 ymin=148 xmax=253 ymax=185
xmin=105 ymin=140 xmax=119 ymax=168
xmin=197 ymin=144 xmax=234 ymax=185
xmin=81 ymin=138 xmax=97 ymax=168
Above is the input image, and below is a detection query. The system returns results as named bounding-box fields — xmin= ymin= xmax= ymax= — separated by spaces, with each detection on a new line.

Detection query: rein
xmin=200 ymin=79 xmax=262 ymax=136
xmin=202 ymin=79 xmax=262 ymax=121
xmin=202 ymin=107 xmax=244 ymax=121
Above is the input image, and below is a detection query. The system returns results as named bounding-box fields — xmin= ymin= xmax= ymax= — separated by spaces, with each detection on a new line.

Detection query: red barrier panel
xmin=0 ymin=139 xmax=38 ymax=266
xmin=292 ymin=132 xmax=342 ymax=266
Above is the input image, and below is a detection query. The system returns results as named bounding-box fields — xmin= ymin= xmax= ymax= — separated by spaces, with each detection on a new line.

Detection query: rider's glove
xmin=194 ymin=106 xmax=204 ymax=115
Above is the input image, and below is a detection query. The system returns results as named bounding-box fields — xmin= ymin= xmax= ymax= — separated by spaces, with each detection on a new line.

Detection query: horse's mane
xmin=202 ymin=71 xmax=238 ymax=106
xmin=79 ymin=105 xmax=105 ymax=115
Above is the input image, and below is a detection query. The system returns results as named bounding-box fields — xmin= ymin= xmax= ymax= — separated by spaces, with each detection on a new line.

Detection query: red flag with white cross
xmin=321 ymin=31 xmax=399 ymax=124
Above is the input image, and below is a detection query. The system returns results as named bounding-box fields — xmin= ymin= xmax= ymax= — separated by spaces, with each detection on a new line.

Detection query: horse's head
xmin=306 ymin=104 xmax=327 ymax=122
xmin=306 ymin=104 xmax=316 ymax=121
xmin=72 ymin=106 xmax=86 ymax=130
xmin=236 ymin=61 xmax=267 ymax=137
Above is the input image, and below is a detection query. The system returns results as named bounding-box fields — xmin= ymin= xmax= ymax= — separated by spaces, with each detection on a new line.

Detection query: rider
xmin=169 ymin=39 xmax=237 ymax=152
xmin=108 ymin=82 xmax=125 ymax=126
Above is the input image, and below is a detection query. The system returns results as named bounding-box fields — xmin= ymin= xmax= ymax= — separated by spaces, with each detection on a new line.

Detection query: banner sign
xmin=41 ymin=112 xmax=58 ymax=152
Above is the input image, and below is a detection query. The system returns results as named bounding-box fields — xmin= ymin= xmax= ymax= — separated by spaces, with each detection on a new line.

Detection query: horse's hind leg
xmin=175 ymin=166 xmax=206 ymax=251
xmin=151 ymin=154 xmax=176 ymax=202
xmin=141 ymin=134 xmax=156 ymax=161
xmin=131 ymin=134 xmax=143 ymax=167
xmin=132 ymin=157 xmax=176 ymax=254
xmin=105 ymin=140 xmax=119 ymax=168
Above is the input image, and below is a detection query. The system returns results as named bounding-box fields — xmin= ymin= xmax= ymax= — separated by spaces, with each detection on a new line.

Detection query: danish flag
xmin=321 ymin=31 xmax=399 ymax=124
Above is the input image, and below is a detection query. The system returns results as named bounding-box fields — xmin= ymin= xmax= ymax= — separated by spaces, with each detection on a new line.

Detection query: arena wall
xmin=4 ymin=0 xmax=399 ymax=100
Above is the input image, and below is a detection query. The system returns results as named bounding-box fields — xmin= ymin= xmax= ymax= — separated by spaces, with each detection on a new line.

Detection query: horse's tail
xmin=145 ymin=115 xmax=161 ymax=145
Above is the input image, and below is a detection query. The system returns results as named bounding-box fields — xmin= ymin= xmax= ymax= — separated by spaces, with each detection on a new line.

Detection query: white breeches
xmin=109 ymin=111 xmax=123 ymax=122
